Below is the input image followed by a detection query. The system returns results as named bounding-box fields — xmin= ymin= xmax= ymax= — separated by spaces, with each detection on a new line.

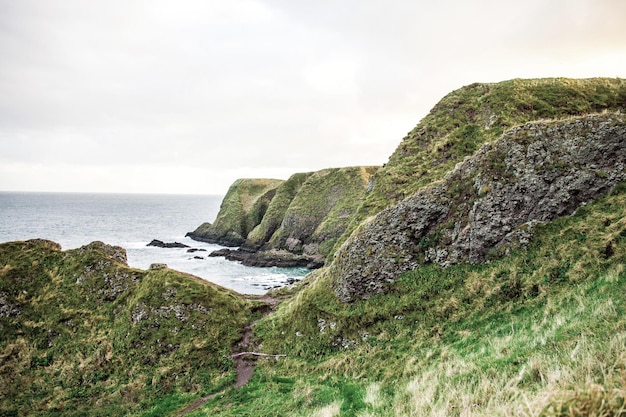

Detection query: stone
xmin=332 ymin=113 xmax=626 ymax=301
xmin=147 ymin=239 xmax=189 ymax=249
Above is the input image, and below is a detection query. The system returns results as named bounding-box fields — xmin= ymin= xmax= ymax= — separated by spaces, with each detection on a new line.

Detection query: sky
xmin=0 ymin=0 xmax=625 ymax=195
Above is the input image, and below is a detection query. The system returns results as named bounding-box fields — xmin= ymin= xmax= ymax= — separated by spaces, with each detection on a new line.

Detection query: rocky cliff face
xmin=187 ymin=178 xmax=284 ymax=246
xmin=331 ymin=113 xmax=626 ymax=301
xmin=189 ymin=167 xmax=379 ymax=267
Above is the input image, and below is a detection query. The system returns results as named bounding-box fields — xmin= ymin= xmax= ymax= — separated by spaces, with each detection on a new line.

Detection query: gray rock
xmin=332 ymin=113 xmax=626 ymax=301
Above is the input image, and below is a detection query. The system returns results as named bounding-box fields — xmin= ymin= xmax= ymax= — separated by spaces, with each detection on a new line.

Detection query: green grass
xmin=0 ymin=241 xmax=256 ymax=416
xmin=181 ymin=181 xmax=626 ymax=416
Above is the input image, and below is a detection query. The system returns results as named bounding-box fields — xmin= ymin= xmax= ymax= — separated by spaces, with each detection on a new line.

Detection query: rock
xmin=209 ymin=247 xmax=323 ymax=268
xmin=79 ymin=241 xmax=128 ymax=264
xmin=331 ymin=113 xmax=626 ymax=301
xmin=209 ymin=248 xmax=232 ymax=257
xmin=147 ymin=239 xmax=189 ymax=249
xmin=187 ymin=248 xmax=207 ymax=253
xmin=149 ymin=263 xmax=168 ymax=270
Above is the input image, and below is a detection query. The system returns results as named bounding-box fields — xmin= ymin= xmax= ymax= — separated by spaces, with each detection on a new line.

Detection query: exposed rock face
xmin=332 ymin=113 xmax=626 ymax=301
xmin=186 ymin=178 xmax=284 ymax=246
xmin=189 ymin=166 xmax=379 ymax=268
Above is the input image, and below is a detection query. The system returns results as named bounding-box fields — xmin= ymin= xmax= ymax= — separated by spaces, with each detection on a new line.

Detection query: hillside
xmin=188 ymin=166 xmax=379 ymax=268
xmin=342 ymin=78 xmax=626 ymax=247
xmin=0 ymin=240 xmax=258 ymax=416
xmin=332 ymin=112 xmax=626 ymax=301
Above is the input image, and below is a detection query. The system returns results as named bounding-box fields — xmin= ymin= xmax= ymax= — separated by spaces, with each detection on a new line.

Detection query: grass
xmin=180 ymin=181 xmax=626 ymax=416
xmin=0 ymin=241 xmax=256 ymax=416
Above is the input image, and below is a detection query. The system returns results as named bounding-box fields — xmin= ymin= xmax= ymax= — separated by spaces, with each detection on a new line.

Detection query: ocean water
xmin=0 ymin=192 xmax=309 ymax=294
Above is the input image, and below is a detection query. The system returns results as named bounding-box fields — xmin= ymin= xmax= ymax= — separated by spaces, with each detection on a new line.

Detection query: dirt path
xmin=176 ymin=295 xmax=280 ymax=416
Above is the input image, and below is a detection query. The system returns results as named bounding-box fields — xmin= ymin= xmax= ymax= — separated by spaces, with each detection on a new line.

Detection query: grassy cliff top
xmin=356 ymin=77 xmax=626 ymax=224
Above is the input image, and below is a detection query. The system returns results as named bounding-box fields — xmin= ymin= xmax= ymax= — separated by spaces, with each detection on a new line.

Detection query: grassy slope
xmin=185 ymin=181 xmax=626 ymax=416
xmin=0 ymin=241 xmax=257 ymax=417
xmin=268 ymin=167 xmax=379 ymax=257
xmin=345 ymin=78 xmax=626 ymax=246
xmin=247 ymin=172 xmax=315 ymax=247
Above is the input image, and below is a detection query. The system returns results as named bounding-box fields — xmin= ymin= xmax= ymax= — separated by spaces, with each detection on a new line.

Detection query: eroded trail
xmin=177 ymin=295 xmax=280 ymax=416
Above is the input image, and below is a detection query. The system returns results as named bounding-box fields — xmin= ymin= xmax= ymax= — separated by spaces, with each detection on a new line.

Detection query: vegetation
xmin=0 ymin=241 xmax=257 ymax=416
xmin=266 ymin=167 xmax=379 ymax=257
xmin=2 ymin=78 xmax=626 ymax=416
xmin=344 ymin=78 xmax=626 ymax=248
xmin=185 ymin=181 xmax=626 ymax=416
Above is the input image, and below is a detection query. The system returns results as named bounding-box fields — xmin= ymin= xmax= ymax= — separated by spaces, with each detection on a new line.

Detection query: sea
xmin=0 ymin=192 xmax=309 ymax=295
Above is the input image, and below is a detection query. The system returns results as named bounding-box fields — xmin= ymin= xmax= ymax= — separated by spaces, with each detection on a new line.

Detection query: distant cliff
xmin=186 ymin=178 xmax=284 ymax=247
xmin=188 ymin=166 xmax=379 ymax=268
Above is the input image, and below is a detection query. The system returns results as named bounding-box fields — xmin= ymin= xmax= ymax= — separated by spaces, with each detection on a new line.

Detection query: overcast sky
xmin=1 ymin=0 xmax=624 ymax=195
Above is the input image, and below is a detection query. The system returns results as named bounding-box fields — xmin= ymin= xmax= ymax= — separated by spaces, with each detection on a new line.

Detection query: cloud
xmin=0 ymin=0 xmax=624 ymax=194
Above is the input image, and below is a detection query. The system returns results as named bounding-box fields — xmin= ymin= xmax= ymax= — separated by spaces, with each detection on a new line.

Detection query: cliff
xmin=189 ymin=166 xmax=379 ymax=268
xmin=332 ymin=113 xmax=626 ymax=300
xmin=186 ymin=178 xmax=284 ymax=246
xmin=342 ymin=78 xmax=626 ymax=241
xmin=327 ymin=78 xmax=626 ymax=300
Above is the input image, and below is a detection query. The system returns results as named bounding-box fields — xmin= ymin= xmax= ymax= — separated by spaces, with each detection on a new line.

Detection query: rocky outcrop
xmin=339 ymin=78 xmax=626 ymax=246
xmin=147 ymin=239 xmax=190 ymax=248
xmin=189 ymin=166 xmax=379 ymax=268
xmin=332 ymin=113 xmax=626 ymax=301
xmin=0 ymin=239 xmax=254 ymax=416
xmin=186 ymin=178 xmax=284 ymax=246
xmin=209 ymin=247 xmax=321 ymax=268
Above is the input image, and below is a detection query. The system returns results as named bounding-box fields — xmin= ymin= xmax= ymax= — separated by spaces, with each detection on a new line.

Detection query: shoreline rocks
xmin=147 ymin=239 xmax=190 ymax=249
xmin=209 ymin=247 xmax=323 ymax=269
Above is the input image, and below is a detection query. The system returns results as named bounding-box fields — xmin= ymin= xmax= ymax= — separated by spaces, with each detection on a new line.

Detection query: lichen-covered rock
xmin=186 ymin=178 xmax=284 ymax=246
xmin=332 ymin=113 xmax=626 ymax=301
